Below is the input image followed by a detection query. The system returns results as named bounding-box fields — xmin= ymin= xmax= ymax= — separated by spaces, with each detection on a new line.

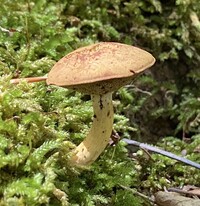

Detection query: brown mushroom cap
xmin=47 ymin=42 xmax=155 ymax=94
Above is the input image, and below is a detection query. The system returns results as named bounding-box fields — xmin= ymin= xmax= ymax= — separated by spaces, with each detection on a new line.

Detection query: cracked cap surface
xmin=47 ymin=42 xmax=155 ymax=94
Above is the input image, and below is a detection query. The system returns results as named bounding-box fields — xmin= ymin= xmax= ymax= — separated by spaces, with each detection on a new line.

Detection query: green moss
xmin=0 ymin=0 xmax=200 ymax=205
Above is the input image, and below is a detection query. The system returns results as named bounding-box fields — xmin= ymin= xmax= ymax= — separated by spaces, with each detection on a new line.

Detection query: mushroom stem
xmin=10 ymin=76 xmax=47 ymax=84
xmin=70 ymin=92 xmax=114 ymax=166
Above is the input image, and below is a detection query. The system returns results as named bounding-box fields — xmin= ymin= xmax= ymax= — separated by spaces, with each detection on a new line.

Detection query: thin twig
xmin=125 ymin=85 xmax=152 ymax=96
xmin=119 ymin=184 xmax=155 ymax=204
xmin=0 ymin=26 xmax=10 ymax=33
xmin=0 ymin=25 xmax=17 ymax=36
xmin=10 ymin=76 xmax=47 ymax=84
xmin=141 ymin=147 xmax=154 ymax=161
xmin=122 ymin=138 xmax=200 ymax=170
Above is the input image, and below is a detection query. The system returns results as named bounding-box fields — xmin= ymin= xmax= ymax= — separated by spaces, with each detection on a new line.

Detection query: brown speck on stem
xmin=99 ymin=96 xmax=103 ymax=110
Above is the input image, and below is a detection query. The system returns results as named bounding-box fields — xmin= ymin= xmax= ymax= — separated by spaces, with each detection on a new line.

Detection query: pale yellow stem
xmin=70 ymin=92 xmax=114 ymax=166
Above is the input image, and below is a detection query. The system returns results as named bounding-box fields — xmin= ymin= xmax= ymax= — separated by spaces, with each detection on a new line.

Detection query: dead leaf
xmin=155 ymin=191 xmax=200 ymax=206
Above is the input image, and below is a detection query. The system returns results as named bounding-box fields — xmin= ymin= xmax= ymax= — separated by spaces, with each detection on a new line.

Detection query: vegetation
xmin=0 ymin=0 xmax=199 ymax=205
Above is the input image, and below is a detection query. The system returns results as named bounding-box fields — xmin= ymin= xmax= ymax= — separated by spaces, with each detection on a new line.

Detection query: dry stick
xmin=10 ymin=76 xmax=47 ymax=84
xmin=122 ymin=138 xmax=200 ymax=170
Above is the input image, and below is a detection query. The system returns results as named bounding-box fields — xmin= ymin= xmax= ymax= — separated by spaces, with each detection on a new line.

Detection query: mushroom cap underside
xmin=47 ymin=42 xmax=155 ymax=94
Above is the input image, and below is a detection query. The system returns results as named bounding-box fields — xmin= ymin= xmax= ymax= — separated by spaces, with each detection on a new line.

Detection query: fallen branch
xmin=122 ymin=138 xmax=200 ymax=170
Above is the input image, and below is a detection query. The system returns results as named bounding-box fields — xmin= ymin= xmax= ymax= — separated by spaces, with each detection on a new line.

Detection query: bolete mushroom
xmin=46 ymin=42 xmax=155 ymax=166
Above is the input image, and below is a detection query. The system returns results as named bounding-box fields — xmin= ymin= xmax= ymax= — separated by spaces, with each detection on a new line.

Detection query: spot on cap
xmin=47 ymin=42 xmax=155 ymax=94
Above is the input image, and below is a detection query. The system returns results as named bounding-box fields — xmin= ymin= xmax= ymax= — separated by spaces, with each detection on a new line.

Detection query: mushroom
xmin=46 ymin=42 xmax=155 ymax=166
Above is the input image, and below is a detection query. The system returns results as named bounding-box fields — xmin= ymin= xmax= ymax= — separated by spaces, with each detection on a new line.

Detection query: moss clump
xmin=1 ymin=0 xmax=200 ymax=205
xmin=0 ymin=76 xmax=140 ymax=205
